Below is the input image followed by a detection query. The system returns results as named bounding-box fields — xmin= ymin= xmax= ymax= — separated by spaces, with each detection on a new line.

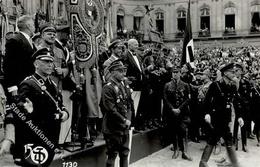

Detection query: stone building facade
xmin=111 ymin=0 xmax=260 ymax=47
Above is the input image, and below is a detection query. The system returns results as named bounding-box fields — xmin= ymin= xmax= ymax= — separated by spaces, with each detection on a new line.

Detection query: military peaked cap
xmin=108 ymin=39 xmax=123 ymax=50
xmin=40 ymin=22 xmax=56 ymax=34
xmin=32 ymin=47 xmax=54 ymax=62
xmin=108 ymin=60 xmax=126 ymax=72
xmin=220 ymin=63 xmax=235 ymax=73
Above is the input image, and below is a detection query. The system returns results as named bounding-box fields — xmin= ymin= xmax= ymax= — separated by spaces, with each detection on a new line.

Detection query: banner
xmin=65 ymin=0 xmax=104 ymax=68
xmin=65 ymin=0 xmax=104 ymax=126
xmin=181 ymin=0 xmax=195 ymax=68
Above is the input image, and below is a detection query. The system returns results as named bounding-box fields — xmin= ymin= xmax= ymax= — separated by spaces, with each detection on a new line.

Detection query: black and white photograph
xmin=1 ymin=0 xmax=260 ymax=166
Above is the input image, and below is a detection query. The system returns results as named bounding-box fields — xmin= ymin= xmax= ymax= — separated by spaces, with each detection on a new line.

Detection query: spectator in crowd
xmin=199 ymin=63 xmax=244 ymax=167
xmin=163 ymin=66 xmax=192 ymax=161
xmin=100 ymin=60 xmax=134 ymax=167
xmin=0 ymin=48 xmax=69 ymax=166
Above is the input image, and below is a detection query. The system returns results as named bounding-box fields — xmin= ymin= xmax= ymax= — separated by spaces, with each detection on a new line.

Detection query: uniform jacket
xmin=8 ymin=73 xmax=64 ymax=161
xmin=101 ymin=78 xmax=134 ymax=135
xmin=3 ymin=32 xmax=37 ymax=90
xmin=163 ymin=79 xmax=191 ymax=121
xmin=203 ymin=79 xmax=242 ymax=127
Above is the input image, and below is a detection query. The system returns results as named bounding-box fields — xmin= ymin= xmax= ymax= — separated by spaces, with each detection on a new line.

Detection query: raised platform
xmin=51 ymin=128 xmax=164 ymax=167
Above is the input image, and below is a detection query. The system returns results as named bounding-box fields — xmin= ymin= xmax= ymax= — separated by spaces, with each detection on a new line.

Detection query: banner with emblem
xmin=65 ymin=0 xmax=104 ymax=69
xmin=65 ymin=0 xmax=104 ymax=128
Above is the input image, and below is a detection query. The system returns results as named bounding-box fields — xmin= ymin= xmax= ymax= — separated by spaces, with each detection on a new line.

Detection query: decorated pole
xmin=65 ymin=0 xmax=104 ymax=144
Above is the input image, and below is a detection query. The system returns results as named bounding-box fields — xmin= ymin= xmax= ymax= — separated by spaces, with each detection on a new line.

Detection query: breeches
xmin=207 ymin=125 xmax=233 ymax=146
xmin=104 ymin=134 xmax=130 ymax=167
xmin=171 ymin=122 xmax=188 ymax=151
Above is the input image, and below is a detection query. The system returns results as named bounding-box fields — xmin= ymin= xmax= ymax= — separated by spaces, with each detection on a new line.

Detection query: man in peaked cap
xmin=199 ymin=62 xmax=244 ymax=167
xmin=0 ymin=47 xmax=69 ymax=166
xmin=39 ymin=22 xmax=57 ymax=34
xmin=32 ymin=47 xmax=54 ymax=62
xmin=100 ymin=59 xmax=134 ymax=167
xmin=103 ymin=39 xmax=126 ymax=82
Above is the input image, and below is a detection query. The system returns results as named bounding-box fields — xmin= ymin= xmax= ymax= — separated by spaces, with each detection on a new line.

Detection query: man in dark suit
xmin=3 ymin=15 xmax=37 ymax=97
xmin=123 ymin=39 xmax=144 ymax=130
xmin=124 ymin=39 xmax=143 ymax=91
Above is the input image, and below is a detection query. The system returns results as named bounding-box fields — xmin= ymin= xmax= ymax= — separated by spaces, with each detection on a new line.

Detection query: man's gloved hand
xmin=172 ymin=108 xmax=180 ymax=116
xmin=238 ymin=117 xmax=244 ymax=127
xmin=23 ymin=98 xmax=33 ymax=113
xmin=205 ymin=114 xmax=211 ymax=124
xmin=124 ymin=119 xmax=131 ymax=128
xmin=60 ymin=108 xmax=69 ymax=122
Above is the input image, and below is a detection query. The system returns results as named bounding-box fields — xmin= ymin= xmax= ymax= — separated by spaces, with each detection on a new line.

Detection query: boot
xmin=199 ymin=144 xmax=214 ymax=167
xmin=242 ymin=144 xmax=248 ymax=152
xmin=172 ymin=149 xmax=179 ymax=159
xmin=226 ymin=146 xmax=241 ymax=167
xmin=182 ymin=152 xmax=192 ymax=161
xmin=182 ymin=134 xmax=192 ymax=161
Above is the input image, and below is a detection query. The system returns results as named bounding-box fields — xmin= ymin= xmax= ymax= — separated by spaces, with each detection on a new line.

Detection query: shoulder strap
xmin=29 ymin=75 xmax=61 ymax=111
xmin=215 ymin=81 xmax=224 ymax=97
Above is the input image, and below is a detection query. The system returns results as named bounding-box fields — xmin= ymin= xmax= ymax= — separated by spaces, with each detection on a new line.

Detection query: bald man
xmin=123 ymin=39 xmax=144 ymax=130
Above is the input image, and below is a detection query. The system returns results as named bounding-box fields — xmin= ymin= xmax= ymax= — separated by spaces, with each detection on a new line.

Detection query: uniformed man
xmin=199 ymin=63 xmax=244 ymax=167
xmin=0 ymin=48 xmax=69 ymax=166
xmin=163 ymin=66 xmax=192 ymax=161
xmin=233 ymin=63 xmax=251 ymax=152
xmin=251 ymin=74 xmax=260 ymax=146
xmin=100 ymin=60 xmax=134 ymax=167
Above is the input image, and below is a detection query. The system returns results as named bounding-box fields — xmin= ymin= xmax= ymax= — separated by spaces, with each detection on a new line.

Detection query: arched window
xmin=177 ymin=7 xmax=186 ymax=32
xmin=200 ymin=4 xmax=210 ymax=31
xmin=155 ymin=11 xmax=164 ymax=34
xmin=117 ymin=8 xmax=125 ymax=32
xmin=133 ymin=9 xmax=144 ymax=31
xmin=224 ymin=1 xmax=236 ymax=33
xmin=250 ymin=1 xmax=260 ymax=32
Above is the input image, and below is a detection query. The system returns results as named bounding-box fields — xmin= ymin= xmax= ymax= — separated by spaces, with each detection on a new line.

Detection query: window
xmin=133 ymin=10 xmax=144 ymax=31
xmin=134 ymin=17 xmax=142 ymax=31
xmin=225 ymin=14 xmax=235 ymax=29
xmin=250 ymin=4 xmax=260 ymax=32
xmin=155 ymin=12 xmax=164 ymax=34
xmin=177 ymin=10 xmax=186 ymax=32
xmin=224 ymin=2 xmax=236 ymax=34
xmin=117 ymin=9 xmax=125 ymax=32
xmin=200 ymin=8 xmax=210 ymax=30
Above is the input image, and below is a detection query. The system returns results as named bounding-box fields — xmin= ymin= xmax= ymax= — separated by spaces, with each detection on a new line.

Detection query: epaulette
xmin=23 ymin=75 xmax=33 ymax=81
xmin=106 ymin=82 xmax=119 ymax=94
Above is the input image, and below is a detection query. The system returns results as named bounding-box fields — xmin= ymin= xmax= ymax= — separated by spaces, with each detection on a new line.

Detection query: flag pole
xmin=181 ymin=0 xmax=195 ymax=68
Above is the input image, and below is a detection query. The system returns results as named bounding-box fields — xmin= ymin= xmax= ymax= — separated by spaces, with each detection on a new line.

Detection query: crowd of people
xmin=1 ymin=14 xmax=260 ymax=167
